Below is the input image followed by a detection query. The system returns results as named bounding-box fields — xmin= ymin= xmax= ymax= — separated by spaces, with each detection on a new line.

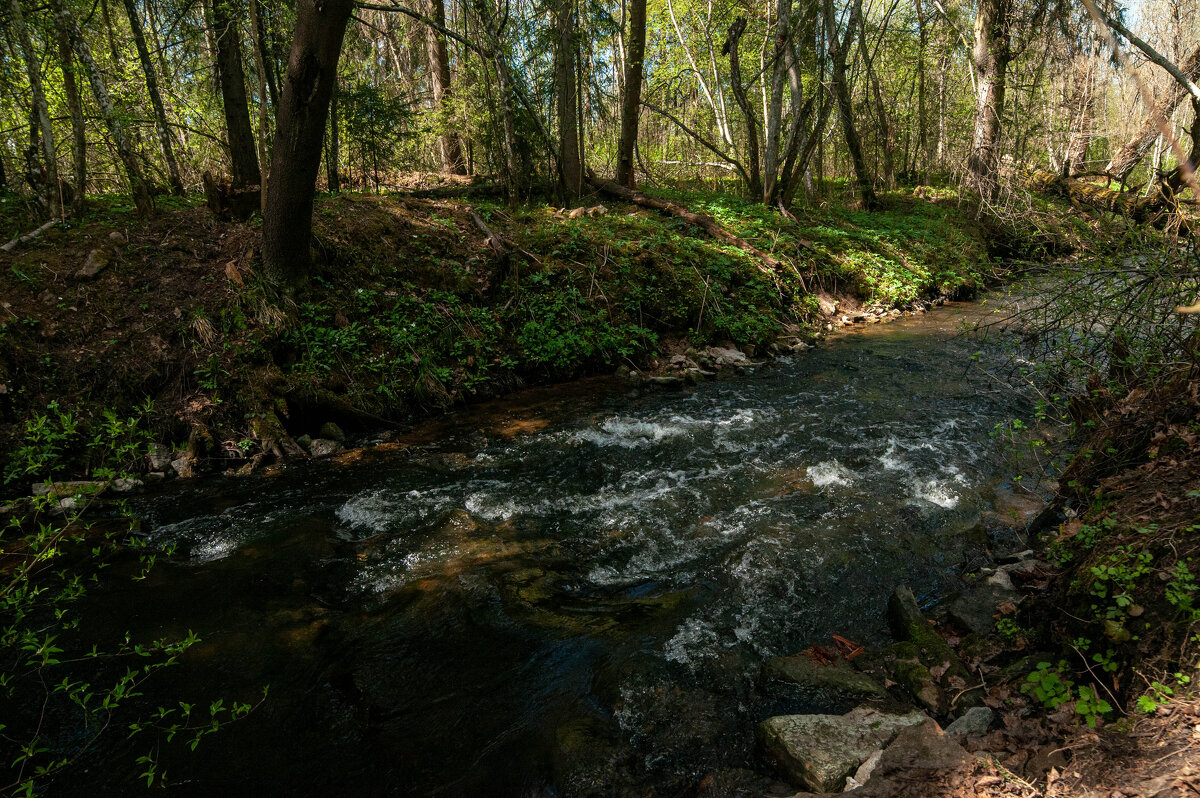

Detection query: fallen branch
xmin=470 ymin=211 xmax=508 ymax=256
xmin=1 ymin=220 xmax=57 ymax=253
xmin=585 ymin=172 xmax=808 ymax=285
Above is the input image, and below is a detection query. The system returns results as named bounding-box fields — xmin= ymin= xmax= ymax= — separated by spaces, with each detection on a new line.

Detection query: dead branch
xmin=1 ymin=220 xmax=57 ymax=253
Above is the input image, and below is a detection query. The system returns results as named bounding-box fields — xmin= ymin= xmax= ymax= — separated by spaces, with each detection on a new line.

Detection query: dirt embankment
xmin=0 ymin=190 xmax=992 ymax=493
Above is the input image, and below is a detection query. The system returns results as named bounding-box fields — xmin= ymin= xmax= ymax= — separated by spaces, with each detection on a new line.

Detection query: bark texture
xmin=51 ymin=0 xmax=154 ymax=216
xmin=123 ymin=0 xmax=185 ymax=194
xmin=824 ymin=0 xmax=878 ymax=209
xmin=723 ymin=17 xmax=762 ymax=200
xmin=966 ymin=0 xmax=1011 ymax=200
xmin=555 ymin=0 xmax=582 ymax=199
xmin=57 ymin=26 xmax=87 ymax=216
xmin=11 ymin=0 xmax=61 ymax=217
xmin=211 ymin=0 xmax=262 ymax=189
xmin=261 ymin=0 xmax=353 ymax=286
xmin=426 ymin=0 xmax=465 ymax=173
xmin=615 ymin=0 xmax=647 ymax=188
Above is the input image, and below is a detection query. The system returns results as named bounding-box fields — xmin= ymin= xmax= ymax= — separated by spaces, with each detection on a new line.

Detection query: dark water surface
xmin=66 ymin=302 xmax=1030 ymax=796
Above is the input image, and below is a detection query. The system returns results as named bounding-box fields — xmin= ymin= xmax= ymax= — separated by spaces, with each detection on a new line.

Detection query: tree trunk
xmin=426 ymin=0 xmax=465 ymax=174
xmin=57 ymin=25 xmax=87 ymax=217
xmin=823 ymin=0 xmax=878 ymax=209
xmin=763 ymin=0 xmax=792 ymax=203
xmin=51 ymin=0 xmax=154 ymax=216
xmin=615 ymin=0 xmax=646 ymax=187
xmin=723 ymin=17 xmax=762 ymax=199
xmin=325 ymin=82 xmax=339 ymax=191
xmin=857 ymin=10 xmax=896 ymax=188
xmin=211 ymin=0 xmax=263 ymax=189
xmin=1105 ymin=46 xmax=1200 ymax=182
xmin=1064 ymin=58 xmax=1094 ymax=176
xmin=11 ymin=0 xmax=61 ymax=217
xmin=555 ymin=0 xmax=582 ymax=199
xmin=247 ymin=0 xmax=273 ymax=191
xmin=249 ymin=0 xmax=279 ymax=108
xmin=123 ymin=0 xmax=185 ymax=194
xmin=965 ymin=0 xmax=1010 ymax=201
xmin=261 ymin=0 xmax=353 ymax=286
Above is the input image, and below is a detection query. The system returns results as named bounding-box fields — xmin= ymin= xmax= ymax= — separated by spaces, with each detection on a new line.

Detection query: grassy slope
xmin=0 ymin=188 xmax=995 ymax=487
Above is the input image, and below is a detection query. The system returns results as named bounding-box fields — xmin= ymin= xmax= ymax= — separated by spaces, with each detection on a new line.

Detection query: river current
xmin=64 ymin=301 xmax=1032 ymax=796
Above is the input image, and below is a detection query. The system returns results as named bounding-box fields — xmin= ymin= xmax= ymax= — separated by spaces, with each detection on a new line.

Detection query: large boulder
xmin=757 ymin=706 xmax=926 ymax=792
xmin=763 ymin=654 xmax=886 ymax=700
xmin=886 ymin=586 xmax=983 ymax=712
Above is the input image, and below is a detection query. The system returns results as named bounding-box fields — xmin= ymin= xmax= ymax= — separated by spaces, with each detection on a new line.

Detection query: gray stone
xmin=947 ymin=578 xmax=1018 ymax=637
xmin=706 ymin=346 xmax=750 ymax=369
xmin=31 ymin=480 xmax=107 ymax=498
xmin=645 ymin=375 xmax=685 ymax=390
xmin=850 ymin=720 xmax=973 ymax=796
xmin=309 ymin=438 xmax=343 ymax=457
xmin=944 ymin=707 xmax=994 ymax=740
xmin=757 ymin=706 xmax=926 ymax=792
xmin=170 ymin=456 xmax=194 ymax=478
xmin=764 ymin=654 xmax=886 ymax=700
xmin=146 ymin=443 xmax=173 ymax=471
xmin=111 ymin=477 xmax=143 ymax=493
xmin=318 ymin=421 xmax=346 ymax=441
xmin=108 ymin=231 xmax=127 ymax=244
xmin=76 ymin=248 xmax=110 ymax=278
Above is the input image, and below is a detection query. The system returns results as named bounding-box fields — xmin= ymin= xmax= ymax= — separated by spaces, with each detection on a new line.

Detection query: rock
xmin=845 ymin=748 xmax=884 ymax=790
xmin=817 ymin=294 xmax=838 ymax=315
xmin=866 ymin=719 xmax=972 ymax=784
xmin=997 ymin=549 xmax=1036 ymax=565
xmin=76 ymin=248 xmax=111 ymax=279
xmin=988 ymin=488 xmax=1048 ymax=530
xmin=31 ymin=480 xmax=107 ymax=498
xmin=947 ymin=576 xmax=1019 ymax=637
xmin=170 ymin=456 xmax=194 ymax=478
xmin=706 ymin=346 xmax=750 ymax=369
xmin=944 ymin=707 xmax=994 ymax=740
xmin=764 ymin=653 xmax=887 ymax=700
xmin=146 ymin=443 xmax=173 ymax=471
xmin=111 ymin=477 xmax=143 ymax=493
xmin=318 ymin=421 xmax=346 ymax=441
xmin=887 ymin=585 xmax=983 ymax=711
xmin=108 ymin=230 xmax=128 ymax=244
xmin=645 ymin=375 xmax=686 ymax=390
xmin=757 ymin=706 xmax=926 ymax=792
xmin=296 ymin=434 xmax=314 ymax=451
xmin=309 ymin=438 xmax=343 ymax=457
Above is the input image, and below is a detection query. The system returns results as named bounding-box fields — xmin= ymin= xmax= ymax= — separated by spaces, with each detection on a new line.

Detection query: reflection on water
xmin=68 ymin=303 xmax=1030 ymax=797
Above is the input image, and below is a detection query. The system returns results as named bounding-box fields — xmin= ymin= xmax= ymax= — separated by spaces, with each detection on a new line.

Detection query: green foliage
xmin=1165 ymin=559 xmax=1200 ymax=616
xmin=3 ymin=401 xmax=80 ymax=484
xmin=1 ymin=426 xmax=258 ymax=792
xmin=1021 ymin=662 xmax=1112 ymax=727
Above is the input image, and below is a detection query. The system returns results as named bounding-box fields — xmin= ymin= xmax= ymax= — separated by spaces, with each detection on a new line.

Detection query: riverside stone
xmin=309 ymin=438 xmax=344 ymax=457
xmin=763 ymin=653 xmax=886 ymax=700
xmin=757 ymin=706 xmax=926 ymax=792
xmin=944 ymin=707 xmax=995 ymax=740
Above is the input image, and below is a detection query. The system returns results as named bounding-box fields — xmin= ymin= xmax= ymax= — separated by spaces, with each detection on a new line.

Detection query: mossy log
xmin=1025 ymin=169 xmax=1161 ymax=222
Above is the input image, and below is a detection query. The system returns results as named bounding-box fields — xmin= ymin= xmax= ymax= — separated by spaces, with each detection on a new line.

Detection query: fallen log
xmin=1026 ymin=169 xmax=1168 ymax=224
xmin=1 ymin=219 xmax=58 ymax=253
xmin=585 ymin=173 xmax=810 ymax=279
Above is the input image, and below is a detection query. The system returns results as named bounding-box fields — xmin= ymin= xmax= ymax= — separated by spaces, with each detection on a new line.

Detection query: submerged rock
xmin=763 ymin=653 xmax=886 ymax=700
xmin=757 ymin=706 xmax=926 ymax=792
xmin=309 ymin=438 xmax=344 ymax=457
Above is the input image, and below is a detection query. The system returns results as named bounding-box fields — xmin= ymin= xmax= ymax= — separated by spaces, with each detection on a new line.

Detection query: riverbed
xmin=60 ymin=300 xmax=1032 ymax=796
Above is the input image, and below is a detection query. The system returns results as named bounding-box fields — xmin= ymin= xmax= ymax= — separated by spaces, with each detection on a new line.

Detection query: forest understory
xmin=3 ymin=180 xmax=1199 ymax=796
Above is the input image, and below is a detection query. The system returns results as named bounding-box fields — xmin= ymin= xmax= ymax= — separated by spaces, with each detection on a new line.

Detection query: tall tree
xmin=555 ymin=0 xmax=582 ymax=199
xmin=965 ymin=0 xmax=1011 ymax=200
xmin=426 ymin=0 xmax=464 ymax=173
xmin=1104 ymin=45 xmax=1200 ymax=182
xmin=56 ymin=25 xmax=86 ymax=216
xmin=723 ymin=17 xmax=762 ymax=199
xmin=615 ymin=0 xmax=646 ymax=188
xmin=50 ymin=0 xmax=154 ymax=216
xmin=123 ymin=0 xmax=186 ymax=194
xmin=10 ymin=0 xmax=61 ymax=217
xmin=261 ymin=0 xmax=353 ymax=286
xmin=824 ymin=0 xmax=878 ymax=209
xmin=210 ymin=0 xmax=262 ymax=189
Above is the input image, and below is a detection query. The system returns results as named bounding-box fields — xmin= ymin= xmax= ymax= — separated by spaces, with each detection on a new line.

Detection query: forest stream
xmin=59 ymin=300 xmax=1040 ymax=796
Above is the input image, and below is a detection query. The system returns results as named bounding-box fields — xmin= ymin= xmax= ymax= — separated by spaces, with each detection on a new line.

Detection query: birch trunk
xmin=11 ymin=0 xmax=61 ymax=217
xmin=123 ymin=0 xmax=185 ymax=194
xmin=51 ymin=0 xmax=153 ymax=216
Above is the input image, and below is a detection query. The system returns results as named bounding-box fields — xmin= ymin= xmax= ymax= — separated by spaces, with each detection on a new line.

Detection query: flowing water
xmin=62 ymin=302 xmax=1034 ymax=796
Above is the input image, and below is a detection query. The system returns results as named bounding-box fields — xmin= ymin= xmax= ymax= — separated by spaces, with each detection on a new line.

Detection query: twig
xmin=1 ymin=220 xmax=58 ymax=253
